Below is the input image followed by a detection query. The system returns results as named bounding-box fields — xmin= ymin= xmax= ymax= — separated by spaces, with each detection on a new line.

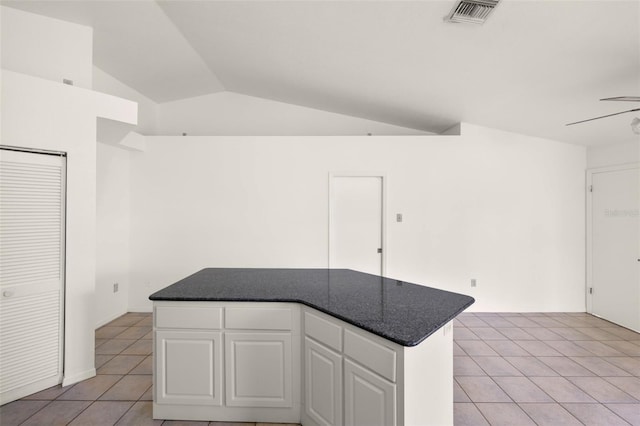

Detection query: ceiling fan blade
xmin=600 ymin=96 xmax=640 ymax=102
xmin=566 ymin=108 xmax=640 ymax=126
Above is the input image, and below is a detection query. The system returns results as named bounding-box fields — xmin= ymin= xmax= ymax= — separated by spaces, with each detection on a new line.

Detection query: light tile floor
xmin=454 ymin=312 xmax=640 ymax=426
xmin=1 ymin=311 xmax=639 ymax=425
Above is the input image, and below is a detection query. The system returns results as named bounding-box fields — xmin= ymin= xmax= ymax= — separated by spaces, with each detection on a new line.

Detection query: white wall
xmin=93 ymin=66 xmax=158 ymax=136
xmin=587 ymin=141 xmax=640 ymax=169
xmin=0 ymin=6 xmax=92 ymax=89
xmin=96 ymin=142 xmax=131 ymax=326
xmin=1 ymin=70 xmax=136 ymax=385
xmin=129 ymin=124 xmax=586 ymax=312
xmin=156 ymin=91 xmax=430 ymax=136
xmin=2 ymin=6 xmax=136 ymax=386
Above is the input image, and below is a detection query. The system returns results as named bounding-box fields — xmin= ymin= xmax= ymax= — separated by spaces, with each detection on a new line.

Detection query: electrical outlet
xmin=113 ymin=283 xmax=119 ymax=293
xmin=471 ymin=279 xmax=477 ymax=287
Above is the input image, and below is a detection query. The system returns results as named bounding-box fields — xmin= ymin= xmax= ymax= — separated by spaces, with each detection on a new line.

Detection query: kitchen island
xmin=149 ymin=268 xmax=474 ymax=425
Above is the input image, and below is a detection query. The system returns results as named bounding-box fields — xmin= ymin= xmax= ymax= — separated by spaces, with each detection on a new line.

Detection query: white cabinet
xmin=305 ymin=337 xmax=342 ymax=426
xmin=155 ymin=330 xmax=222 ymax=406
xmin=225 ymin=332 xmax=292 ymax=408
xmin=344 ymin=359 xmax=396 ymax=426
xmin=303 ymin=309 xmax=398 ymax=426
xmin=153 ymin=302 xmax=300 ymax=423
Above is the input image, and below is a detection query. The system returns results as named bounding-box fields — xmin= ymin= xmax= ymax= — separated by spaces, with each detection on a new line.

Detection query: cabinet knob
xmin=3 ymin=291 xmax=14 ymax=298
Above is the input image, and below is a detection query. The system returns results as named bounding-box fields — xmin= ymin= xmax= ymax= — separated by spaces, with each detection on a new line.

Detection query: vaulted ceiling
xmin=4 ymin=0 xmax=640 ymax=146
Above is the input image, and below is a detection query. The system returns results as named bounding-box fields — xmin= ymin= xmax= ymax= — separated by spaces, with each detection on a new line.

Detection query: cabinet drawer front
xmin=155 ymin=306 xmax=222 ymax=329
xmin=305 ymin=311 xmax=342 ymax=352
xmin=225 ymin=307 xmax=292 ymax=330
xmin=344 ymin=330 xmax=396 ymax=382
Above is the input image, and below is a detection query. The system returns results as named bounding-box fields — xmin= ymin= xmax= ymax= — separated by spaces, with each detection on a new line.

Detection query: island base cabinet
xmin=225 ymin=332 xmax=293 ymax=408
xmin=344 ymin=359 xmax=396 ymax=426
xmin=155 ymin=330 xmax=222 ymax=406
xmin=305 ymin=337 xmax=343 ymax=426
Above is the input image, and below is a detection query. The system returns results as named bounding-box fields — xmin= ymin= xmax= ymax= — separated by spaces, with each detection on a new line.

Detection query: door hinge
xmin=589 ymin=287 xmax=593 ymax=295
xmin=589 ymin=185 xmax=593 ymax=192
xmin=377 ymin=248 xmax=382 ymax=254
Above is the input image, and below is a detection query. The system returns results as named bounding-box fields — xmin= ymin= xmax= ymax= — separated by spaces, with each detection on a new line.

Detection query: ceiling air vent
xmin=445 ymin=0 xmax=501 ymax=24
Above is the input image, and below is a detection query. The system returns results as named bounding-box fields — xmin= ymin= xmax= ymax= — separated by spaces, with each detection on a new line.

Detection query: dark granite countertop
xmin=149 ymin=268 xmax=474 ymax=347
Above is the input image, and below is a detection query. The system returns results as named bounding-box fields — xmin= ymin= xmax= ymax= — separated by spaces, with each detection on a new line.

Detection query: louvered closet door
xmin=0 ymin=148 xmax=66 ymax=405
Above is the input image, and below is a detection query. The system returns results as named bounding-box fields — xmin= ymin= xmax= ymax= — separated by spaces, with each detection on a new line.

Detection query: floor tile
xmin=493 ymin=377 xmax=553 ymax=403
xmin=519 ymin=403 xmax=582 ymax=425
xmin=99 ymin=375 xmax=152 ymax=401
xmin=473 ymin=356 xmax=523 ymax=376
xmin=115 ymin=327 xmax=152 ymax=340
xmin=568 ymin=376 xmax=637 ymax=403
xmin=453 ymin=342 xmax=466 ymax=356
xmin=68 ymin=401 xmax=133 ymax=425
xmin=96 ymin=326 xmax=129 ymax=339
xmin=457 ymin=316 xmax=491 ymax=327
xmin=97 ymin=355 xmax=146 ymax=375
xmin=0 ymin=400 xmax=49 ymax=426
xmin=496 ymin=327 xmax=536 ymax=341
xmin=549 ymin=327 xmax=594 ymax=341
xmin=453 ymin=327 xmax=480 ymax=340
xmin=502 ymin=317 xmax=540 ymax=328
xmin=141 ymin=331 xmax=153 ymax=340
xmin=114 ymin=401 xmax=162 ymax=425
xmin=606 ymin=403 xmax=640 ymax=425
xmin=95 ymin=339 xmax=136 ymax=355
xmin=139 ymin=386 xmax=153 ymax=401
xmin=573 ymin=340 xmax=626 ymax=357
xmin=453 ymin=380 xmax=471 ymax=402
xmin=604 ymin=356 xmax=640 ymax=376
xmin=478 ymin=317 xmax=516 ymax=328
xmin=454 ymin=356 xmax=486 ymax=376
xmin=601 ymin=326 xmax=640 ymax=340
xmin=530 ymin=317 xmax=567 ymax=328
xmin=21 ymin=384 xmax=70 ymax=400
xmin=525 ymin=327 xmax=566 ymax=341
xmin=162 ymin=421 xmax=211 ymax=425
xmin=58 ymin=375 xmax=123 ymax=401
xmin=96 ymin=354 xmax=116 ymax=369
xmin=21 ymin=400 xmax=92 ymax=426
xmin=467 ymin=327 xmax=508 ymax=340
xmin=456 ymin=340 xmax=499 ymax=356
xmin=538 ymin=356 xmax=595 ymax=376
xmin=134 ymin=316 xmax=153 ymax=327
xmin=504 ymin=357 xmax=558 ymax=376
xmin=108 ymin=315 xmax=148 ymax=327
xmin=543 ymin=339 xmax=596 ymax=357
xmin=456 ymin=376 xmax=511 ymax=402
xmin=603 ymin=376 xmax=640 ymax=400
xmin=575 ymin=327 xmax=622 ymax=341
xmin=529 ymin=377 xmax=596 ymax=403
xmin=563 ymin=403 xmax=630 ymax=426
xmin=454 ymin=403 xmax=489 ymax=426
xmin=571 ymin=356 xmax=633 ymax=376
xmin=513 ymin=340 xmax=563 ymax=357
xmin=475 ymin=402 xmax=536 ymax=425
xmin=129 ymin=355 xmax=153 ymax=375
xmin=484 ymin=340 xmax=531 ymax=356
xmin=121 ymin=339 xmax=153 ymax=356
xmin=602 ymin=340 xmax=640 ymax=356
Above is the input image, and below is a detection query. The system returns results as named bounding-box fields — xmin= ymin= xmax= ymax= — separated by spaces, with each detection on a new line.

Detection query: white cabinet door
xmin=344 ymin=359 xmax=396 ymax=426
xmin=225 ymin=332 xmax=292 ymax=408
xmin=305 ymin=337 xmax=342 ymax=426
xmin=155 ymin=330 xmax=222 ymax=406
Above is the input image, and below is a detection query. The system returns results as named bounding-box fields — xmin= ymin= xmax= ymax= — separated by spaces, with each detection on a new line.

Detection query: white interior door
xmin=330 ymin=176 xmax=383 ymax=276
xmin=0 ymin=148 xmax=66 ymax=404
xmin=590 ymin=166 xmax=639 ymax=331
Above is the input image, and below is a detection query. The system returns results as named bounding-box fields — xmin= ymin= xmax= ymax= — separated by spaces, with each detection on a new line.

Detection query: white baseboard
xmin=62 ymin=368 xmax=95 ymax=387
